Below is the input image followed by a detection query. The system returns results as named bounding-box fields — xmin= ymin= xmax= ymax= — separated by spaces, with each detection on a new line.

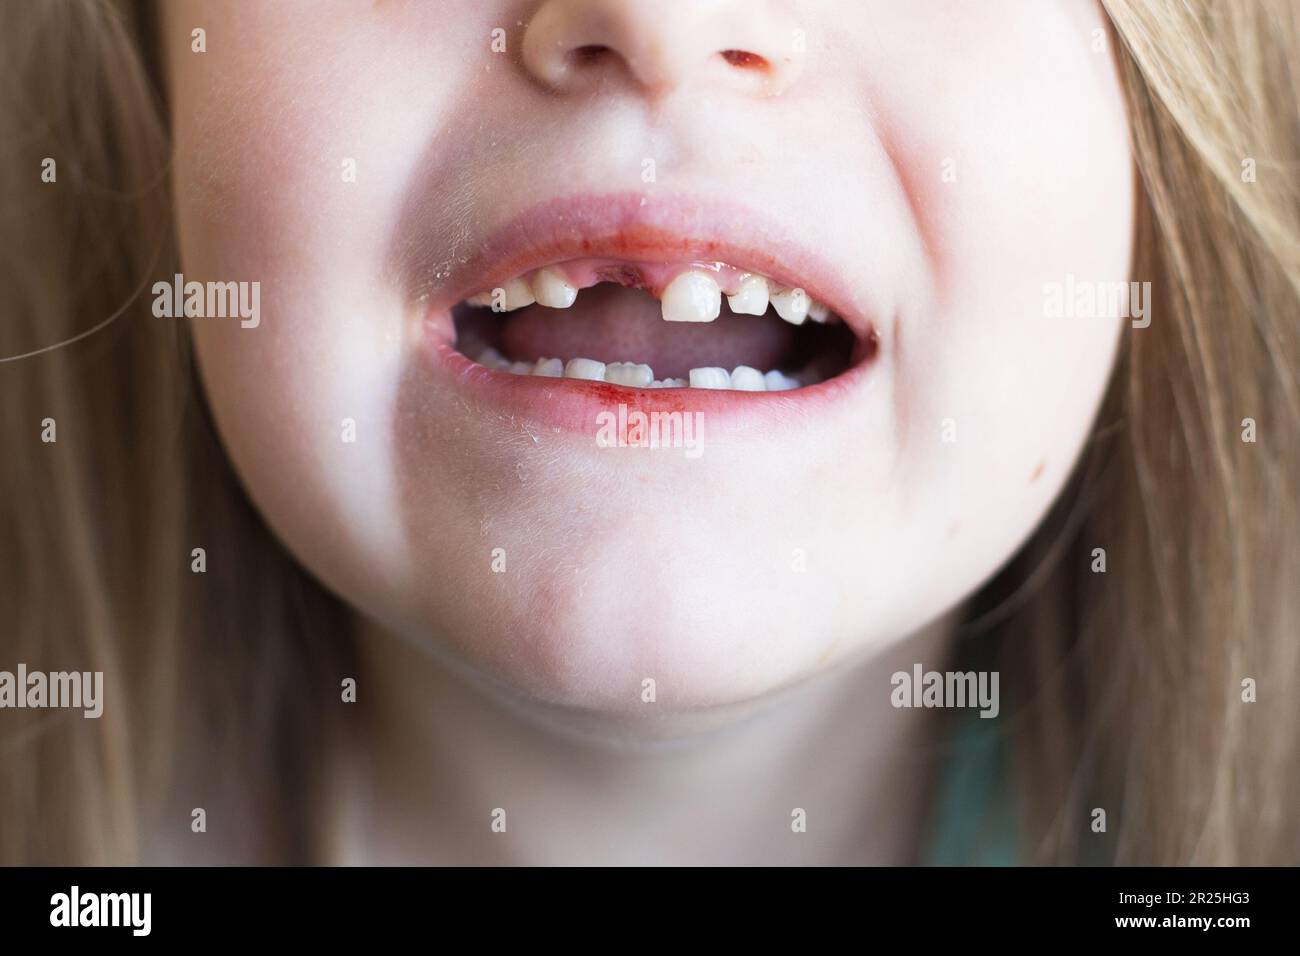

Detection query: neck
xmin=328 ymin=615 xmax=957 ymax=865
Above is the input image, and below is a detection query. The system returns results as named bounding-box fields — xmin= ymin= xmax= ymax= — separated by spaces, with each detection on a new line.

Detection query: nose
xmin=521 ymin=0 xmax=807 ymax=99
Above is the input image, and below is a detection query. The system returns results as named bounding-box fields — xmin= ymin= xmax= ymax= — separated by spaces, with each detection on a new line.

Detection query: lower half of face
xmin=170 ymin=0 xmax=1131 ymax=714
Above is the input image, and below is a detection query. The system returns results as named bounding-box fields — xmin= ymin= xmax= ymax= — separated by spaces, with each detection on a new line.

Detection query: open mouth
xmin=450 ymin=258 xmax=874 ymax=392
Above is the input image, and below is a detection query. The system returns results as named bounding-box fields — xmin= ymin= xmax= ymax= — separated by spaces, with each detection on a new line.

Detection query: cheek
xmin=812 ymin=1 xmax=1133 ymax=631
xmin=881 ymin=2 xmax=1132 ymax=549
xmin=168 ymin=5 xmax=465 ymax=599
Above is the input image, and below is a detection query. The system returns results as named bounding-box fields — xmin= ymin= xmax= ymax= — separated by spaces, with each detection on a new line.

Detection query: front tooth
xmin=564 ymin=357 xmax=606 ymax=381
xmin=508 ymin=361 xmax=532 ymax=375
xmin=500 ymin=278 xmax=536 ymax=312
xmin=476 ymin=347 xmax=510 ymax=370
xmin=533 ymin=357 xmax=563 ymax=377
xmin=763 ymin=369 xmax=800 ymax=391
xmin=662 ymin=271 xmax=722 ymax=323
xmin=467 ymin=291 xmax=495 ymax=307
xmin=729 ymin=366 xmax=766 ymax=391
xmin=532 ymin=268 xmax=578 ymax=309
xmin=807 ymin=299 xmax=830 ymax=323
xmin=605 ymin=362 xmax=654 ymax=387
xmin=688 ymin=367 xmax=731 ymax=389
xmin=770 ymin=287 xmax=810 ymax=325
xmin=651 ymin=378 xmax=688 ymax=388
xmin=727 ymin=275 xmax=770 ymax=316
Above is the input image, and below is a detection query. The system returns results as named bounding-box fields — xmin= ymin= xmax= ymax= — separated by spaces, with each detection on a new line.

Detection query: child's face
xmin=165 ymin=1 xmax=1132 ymax=711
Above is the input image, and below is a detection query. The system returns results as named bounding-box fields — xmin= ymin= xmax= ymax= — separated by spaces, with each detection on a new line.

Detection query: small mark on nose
xmin=1030 ymin=460 xmax=1046 ymax=483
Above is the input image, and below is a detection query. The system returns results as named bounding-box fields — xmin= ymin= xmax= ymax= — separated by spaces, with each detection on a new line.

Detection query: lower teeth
xmin=474 ymin=348 xmax=806 ymax=391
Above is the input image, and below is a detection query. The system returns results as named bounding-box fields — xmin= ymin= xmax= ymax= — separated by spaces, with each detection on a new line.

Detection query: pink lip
xmin=417 ymin=192 xmax=884 ymax=436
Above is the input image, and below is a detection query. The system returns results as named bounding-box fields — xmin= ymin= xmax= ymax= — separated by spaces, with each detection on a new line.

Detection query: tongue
xmin=499 ymin=285 xmax=796 ymax=379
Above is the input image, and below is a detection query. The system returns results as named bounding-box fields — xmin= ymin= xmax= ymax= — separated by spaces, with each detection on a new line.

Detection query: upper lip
xmin=411 ymin=191 xmax=879 ymax=346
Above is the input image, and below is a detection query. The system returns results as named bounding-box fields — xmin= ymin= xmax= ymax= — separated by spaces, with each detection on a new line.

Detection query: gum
xmin=542 ymin=259 xmax=765 ymax=298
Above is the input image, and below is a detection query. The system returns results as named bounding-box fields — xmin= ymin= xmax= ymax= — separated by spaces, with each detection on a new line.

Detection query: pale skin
xmin=162 ymin=1 xmax=1132 ymax=863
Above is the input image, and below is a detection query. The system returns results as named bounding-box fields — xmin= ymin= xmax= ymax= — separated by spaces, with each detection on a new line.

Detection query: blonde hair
xmin=0 ymin=0 xmax=1295 ymax=864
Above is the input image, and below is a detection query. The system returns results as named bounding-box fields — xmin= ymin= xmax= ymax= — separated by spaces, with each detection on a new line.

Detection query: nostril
xmin=521 ymin=1 xmax=806 ymax=97
xmin=720 ymin=49 xmax=769 ymax=71
xmin=571 ymin=44 xmax=613 ymax=66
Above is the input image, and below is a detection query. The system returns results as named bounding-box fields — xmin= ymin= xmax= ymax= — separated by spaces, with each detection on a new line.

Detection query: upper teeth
xmin=464 ymin=266 xmax=834 ymax=327
xmin=661 ymin=271 xmax=723 ymax=323
xmin=769 ymin=286 xmax=810 ymax=325
xmin=727 ymin=275 xmax=770 ymax=316
xmin=532 ymin=267 xmax=579 ymax=309
xmin=501 ymin=278 xmax=536 ymax=312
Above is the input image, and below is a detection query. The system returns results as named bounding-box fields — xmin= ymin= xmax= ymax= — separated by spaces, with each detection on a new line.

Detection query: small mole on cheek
xmin=1030 ymin=460 xmax=1046 ymax=483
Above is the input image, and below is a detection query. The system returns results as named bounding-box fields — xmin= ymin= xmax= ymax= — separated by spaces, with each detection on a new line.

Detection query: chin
xmin=399 ymin=521 xmax=841 ymax=715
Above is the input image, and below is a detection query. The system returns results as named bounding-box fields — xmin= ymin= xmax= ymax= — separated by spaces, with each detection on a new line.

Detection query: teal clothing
xmin=923 ymin=707 xmax=1019 ymax=865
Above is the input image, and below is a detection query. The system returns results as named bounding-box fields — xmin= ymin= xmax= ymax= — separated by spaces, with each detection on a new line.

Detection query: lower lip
xmin=421 ymin=330 xmax=880 ymax=437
